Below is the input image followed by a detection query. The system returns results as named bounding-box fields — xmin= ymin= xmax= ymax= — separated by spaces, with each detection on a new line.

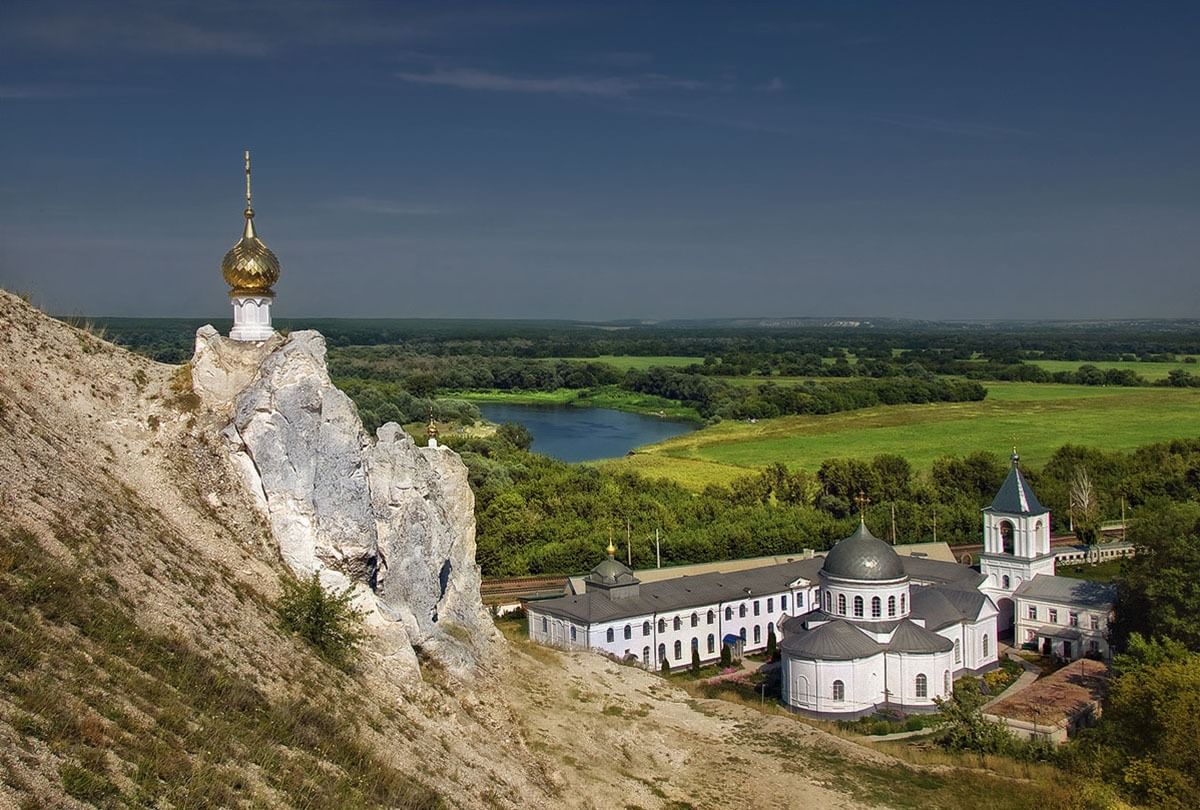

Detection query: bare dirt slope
xmin=0 ymin=290 xmax=1052 ymax=809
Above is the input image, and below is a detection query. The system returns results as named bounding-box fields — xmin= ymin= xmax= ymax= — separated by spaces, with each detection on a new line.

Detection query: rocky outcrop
xmin=192 ymin=326 xmax=496 ymax=674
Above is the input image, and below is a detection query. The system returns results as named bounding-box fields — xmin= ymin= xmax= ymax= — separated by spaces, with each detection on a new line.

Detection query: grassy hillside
xmin=602 ymin=382 xmax=1200 ymax=489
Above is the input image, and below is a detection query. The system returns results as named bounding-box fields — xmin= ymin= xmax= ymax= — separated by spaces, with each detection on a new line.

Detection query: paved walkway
xmin=982 ymin=648 xmax=1041 ymax=710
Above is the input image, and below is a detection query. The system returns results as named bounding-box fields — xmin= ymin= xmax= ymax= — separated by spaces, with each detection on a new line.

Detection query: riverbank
xmin=453 ymin=385 xmax=702 ymax=421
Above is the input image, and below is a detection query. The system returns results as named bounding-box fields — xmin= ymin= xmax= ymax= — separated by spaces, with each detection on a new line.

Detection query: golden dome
xmin=221 ymin=151 xmax=280 ymax=296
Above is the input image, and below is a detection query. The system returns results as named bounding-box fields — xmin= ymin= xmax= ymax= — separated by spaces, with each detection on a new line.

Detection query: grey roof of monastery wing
xmin=821 ymin=523 xmax=906 ymax=581
xmin=886 ymin=620 xmax=954 ymax=654
xmin=901 ymin=555 xmax=986 ymax=589
xmin=1013 ymin=575 xmax=1116 ymax=609
xmin=780 ymin=619 xmax=883 ymax=661
xmin=909 ymin=586 xmax=987 ymax=630
xmin=985 ymin=460 xmax=1046 ymax=516
xmin=528 ymin=557 xmax=825 ymax=624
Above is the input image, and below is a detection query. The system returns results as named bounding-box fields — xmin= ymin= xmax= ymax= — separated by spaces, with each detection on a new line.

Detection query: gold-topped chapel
xmin=223 ymin=151 xmax=281 ymax=341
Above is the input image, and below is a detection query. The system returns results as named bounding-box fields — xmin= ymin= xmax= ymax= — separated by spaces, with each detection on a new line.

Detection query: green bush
xmin=277 ymin=573 xmax=365 ymax=669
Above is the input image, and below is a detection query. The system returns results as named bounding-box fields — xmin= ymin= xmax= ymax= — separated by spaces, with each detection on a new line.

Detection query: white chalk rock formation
xmin=192 ymin=326 xmax=495 ymax=674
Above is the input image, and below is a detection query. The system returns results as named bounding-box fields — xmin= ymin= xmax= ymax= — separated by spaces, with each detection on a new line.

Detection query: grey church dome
xmin=821 ymin=522 xmax=905 ymax=581
xmin=587 ymin=556 xmax=636 ymax=586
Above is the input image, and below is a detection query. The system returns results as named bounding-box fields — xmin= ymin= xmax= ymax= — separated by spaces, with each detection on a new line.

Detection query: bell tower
xmin=979 ymin=450 xmax=1056 ymax=629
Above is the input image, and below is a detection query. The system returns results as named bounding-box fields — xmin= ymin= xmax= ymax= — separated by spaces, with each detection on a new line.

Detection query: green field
xmin=600 ymin=382 xmax=1200 ymax=489
xmin=1026 ymin=358 xmax=1198 ymax=382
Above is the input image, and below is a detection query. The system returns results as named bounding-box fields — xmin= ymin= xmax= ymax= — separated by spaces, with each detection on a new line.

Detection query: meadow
xmin=599 ymin=382 xmax=1200 ymax=489
xmin=1025 ymin=357 xmax=1198 ymax=381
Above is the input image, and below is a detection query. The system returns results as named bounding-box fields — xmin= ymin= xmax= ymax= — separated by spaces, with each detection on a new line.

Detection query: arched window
xmin=707 ymin=634 xmax=715 ymax=653
xmin=658 ymin=643 xmax=666 ymax=663
xmin=837 ymin=594 xmax=847 ymax=615
xmin=832 ymin=680 xmax=845 ymax=701
xmin=658 ymin=618 xmax=666 ymax=634
xmin=606 ymin=628 xmax=614 ymax=643
xmin=673 ymin=640 xmax=682 ymax=660
xmin=624 ymin=624 xmax=632 ymax=640
xmin=673 ymin=617 xmax=682 ymax=631
xmin=1002 ymin=575 xmax=1010 ymax=589
xmin=853 ymin=596 xmax=864 ymax=618
xmin=900 ymin=594 xmax=906 ymax=614
xmin=982 ymin=634 xmax=990 ymax=657
xmin=739 ymin=604 xmax=747 ymax=618
xmin=944 ymin=670 xmax=951 ymax=695
xmin=643 ymin=646 xmax=650 ymax=666
xmin=541 ymin=617 xmax=548 ymax=633
xmin=707 ymin=610 xmax=715 ymax=624
xmin=824 ymin=592 xmax=832 ymax=613
xmin=571 ymin=626 xmax=577 ymax=642
xmin=915 ymin=673 xmax=928 ymax=699
xmin=725 ymin=606 xmax=733 ymax=621
xmin=690 ymin=613 xmax=699 ymax=628
xmin=643 ymin=621 xmax=651 ymax=636
xmin=753 ymin=625 xmax=761 ymax=644
xmin=888 ymin=595 xmax=896 ymax=617
xmin=691 ymin=637 xmax=699 ymax=652
xmin=768 ymin=621 xmax=774 ymax=638
xmin=739 ymin=627 xmax=746 ymax=641
xmin=1000 ymin=520 xmax=1015 ymax=555
xmin=871 ymin=597 xmax=881 ymax=619
xmin=954 ymin=639 xmax=961 ymax=664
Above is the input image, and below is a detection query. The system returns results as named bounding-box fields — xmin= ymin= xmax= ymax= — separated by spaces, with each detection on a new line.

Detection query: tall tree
xmin=1111 ymin=501 xmax=1200 ymax=652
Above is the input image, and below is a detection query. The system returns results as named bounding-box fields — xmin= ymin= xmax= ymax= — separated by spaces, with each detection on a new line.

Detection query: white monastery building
xmin=526 ymin=452 xmax=1116 ymax=718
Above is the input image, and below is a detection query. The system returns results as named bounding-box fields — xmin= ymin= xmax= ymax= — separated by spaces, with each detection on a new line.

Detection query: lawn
xmin=1055 ymin=558 xmax=1126 ymax=583
xmin=600 ymin=382 xmax=1200 ymax=489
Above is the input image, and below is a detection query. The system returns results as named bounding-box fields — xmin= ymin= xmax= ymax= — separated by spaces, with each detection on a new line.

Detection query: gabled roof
xmin=780 ymin=619 xmax=883 ymax=661
xmin=887 ymin=620 xmax=954 ymax=654
xmin=1013 ymin=575 xmax=1116 ymax=609
xmin=985 ymin=457 xmax=1046 ymax=516
xmin=909 ymin=585 xmax=987 ymax=630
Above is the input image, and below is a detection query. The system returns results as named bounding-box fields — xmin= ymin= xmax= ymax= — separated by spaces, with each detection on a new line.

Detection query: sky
xmin=1 ymin=1 xmax=1198 ymax=321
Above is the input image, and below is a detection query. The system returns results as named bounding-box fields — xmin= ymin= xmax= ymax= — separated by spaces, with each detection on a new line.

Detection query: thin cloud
xmin=589 ymin=51 xmax=653 ymax=68
xmin=870 ymin=113 xmax=1031 ymax=138
xmin=758 ymin=76 xmax=787 ymax=93
xmin=395 ymin=67 xmax=716 ymax=97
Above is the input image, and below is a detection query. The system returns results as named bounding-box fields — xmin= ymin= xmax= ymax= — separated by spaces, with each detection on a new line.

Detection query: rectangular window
xmin=1069 ymin=612 xmax=1079 ymax=627
xmin=767 ymin=598 xmax=774 ymax=613
xmin=1090 ymin=615 xmax=1100 ymax=631
xmin=782 ymin=594 xmax=789 ymax=611
xmin=1027 ymin=605 xmax=1037 ymax=620
xmin=1049 ymin=609 xmax=1058 ymax=624
xmin=753 ymin=600 xmax=761 ymax=616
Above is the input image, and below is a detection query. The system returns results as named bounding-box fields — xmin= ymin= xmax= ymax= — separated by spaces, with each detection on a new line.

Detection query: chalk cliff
xmin=192 ymin=325 xmax=495 ymax=674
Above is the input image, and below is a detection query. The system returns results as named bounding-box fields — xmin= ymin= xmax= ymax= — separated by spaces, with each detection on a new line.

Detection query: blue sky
xmin=1 ymin=1 xmax=1198 ymax=320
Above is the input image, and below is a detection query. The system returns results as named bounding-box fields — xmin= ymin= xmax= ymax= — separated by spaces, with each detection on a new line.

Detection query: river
xmin=477 ymin=403 xmax=697 ymax=463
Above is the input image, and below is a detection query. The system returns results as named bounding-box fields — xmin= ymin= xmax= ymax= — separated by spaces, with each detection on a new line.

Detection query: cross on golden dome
xmin=855 ymin=490 xmax=871 ymax=524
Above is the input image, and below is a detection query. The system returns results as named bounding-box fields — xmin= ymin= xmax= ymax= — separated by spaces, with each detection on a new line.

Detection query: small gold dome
xmin=221 ymin=151 xmax=280 ymax=296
